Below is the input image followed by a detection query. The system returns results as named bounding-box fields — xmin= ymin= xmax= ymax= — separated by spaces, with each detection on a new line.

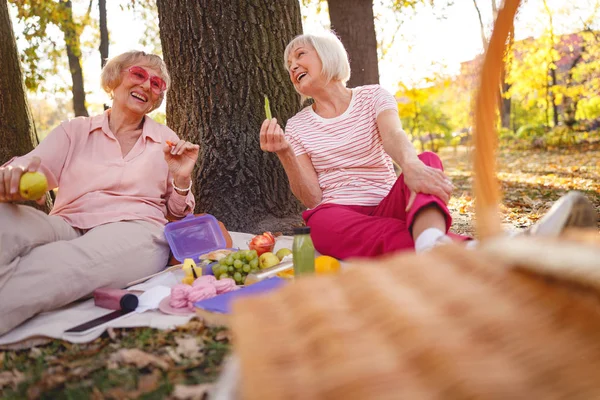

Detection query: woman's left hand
xmin=163 ymin=139 xmax=200 ymax=188
xmin=403 ymin=159 xmax=454 ymax=211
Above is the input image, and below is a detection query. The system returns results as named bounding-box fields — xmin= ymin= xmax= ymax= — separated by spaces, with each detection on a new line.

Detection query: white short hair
xmin=284 ymin=31 xmax=351 ymax=86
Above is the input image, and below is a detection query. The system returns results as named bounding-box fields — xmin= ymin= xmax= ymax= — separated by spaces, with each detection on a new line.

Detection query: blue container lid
xmin=164 ymin=214 xmax=227 ymax=262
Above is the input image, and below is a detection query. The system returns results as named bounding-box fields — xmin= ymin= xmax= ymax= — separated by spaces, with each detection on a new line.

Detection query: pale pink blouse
xmin=4 ymin=111 xmax=195 ymax=229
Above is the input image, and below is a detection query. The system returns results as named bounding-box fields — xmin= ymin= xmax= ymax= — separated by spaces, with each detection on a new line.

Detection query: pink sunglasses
xmin=127 ymin=66 xmax=166 ymax=95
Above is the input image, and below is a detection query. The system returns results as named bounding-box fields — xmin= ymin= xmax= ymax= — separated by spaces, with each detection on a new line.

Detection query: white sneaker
xmin=527 ymin=191 xmax=597 ymax=236
xmin=415 ymin=233 xmax=453 ymax=254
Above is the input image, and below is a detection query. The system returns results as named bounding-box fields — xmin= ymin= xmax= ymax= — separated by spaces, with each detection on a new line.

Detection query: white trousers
xmin=0 ymin=204 xmax=170 ymax=335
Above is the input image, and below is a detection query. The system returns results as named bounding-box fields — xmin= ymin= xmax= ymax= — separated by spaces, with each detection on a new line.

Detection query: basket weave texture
xmin=232 ymin=245 xmax=600 ymax=399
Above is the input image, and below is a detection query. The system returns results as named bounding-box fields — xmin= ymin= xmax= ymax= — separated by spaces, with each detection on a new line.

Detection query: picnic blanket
xmin=0 ymin=232 xmax=293 ymax=349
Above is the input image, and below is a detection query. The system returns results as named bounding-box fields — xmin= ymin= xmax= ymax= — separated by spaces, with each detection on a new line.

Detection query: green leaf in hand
xmin=264 ymin=95 xmax=272 ymax=120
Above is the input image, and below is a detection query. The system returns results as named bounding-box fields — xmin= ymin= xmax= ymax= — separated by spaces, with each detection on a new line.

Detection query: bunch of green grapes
xmin=212 ymin=249 xmax=260 ymax=285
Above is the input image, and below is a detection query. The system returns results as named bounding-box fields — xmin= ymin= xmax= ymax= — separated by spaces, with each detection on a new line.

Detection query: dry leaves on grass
xmin=172 ymin=383 xmax=213 ymax=400
xmin=0 ymin=369 xmax=25 ymax=389
xmin=109 ymin=348 xmax=170 ymax=370
xmin=441 ymin=146 xmax=600 ymax=234
xmin=215 ymin=330 xmax=232 ymax=342
xmin=166 ymin=336 xmax=205 ymax=363
xmin=104 ymin=369 xmax=163 ymax=400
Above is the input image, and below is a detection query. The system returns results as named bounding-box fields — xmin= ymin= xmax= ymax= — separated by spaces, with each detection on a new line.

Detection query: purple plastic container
xmin=164 ymin=214 xmax=227 ymax=263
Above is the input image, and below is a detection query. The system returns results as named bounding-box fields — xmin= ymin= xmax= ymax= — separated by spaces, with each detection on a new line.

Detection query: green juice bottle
xmin=292 ymin=226 xmax=315 ymax=276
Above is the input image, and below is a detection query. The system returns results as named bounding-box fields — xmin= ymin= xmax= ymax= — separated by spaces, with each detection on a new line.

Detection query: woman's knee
xmin=418 ymin=151 xmax=444 ymax=170
xmin=0 ymin=203 xmax=20 ymax=224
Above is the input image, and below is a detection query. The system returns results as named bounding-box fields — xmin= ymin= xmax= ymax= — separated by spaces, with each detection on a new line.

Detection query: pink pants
xmin=303 ymin=152 xmax=463 ymax=259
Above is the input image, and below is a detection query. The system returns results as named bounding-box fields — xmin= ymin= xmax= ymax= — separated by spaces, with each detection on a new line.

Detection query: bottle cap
xmin=120 ymin=293 xmax=139 ymax=311
xmin=293 ymin=226 xmax=311 ymax=235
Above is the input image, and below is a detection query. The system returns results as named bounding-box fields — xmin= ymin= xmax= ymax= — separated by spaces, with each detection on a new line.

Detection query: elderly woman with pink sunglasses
xmin=0 ymin=51 xmax=199 ymax=335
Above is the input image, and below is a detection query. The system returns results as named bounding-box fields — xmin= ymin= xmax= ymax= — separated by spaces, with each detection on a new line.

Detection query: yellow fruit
xmin=259 ymin=252 xmax=280 ymax=269
xmin=182 ymin=276 xmax=195 ymax=285
xmin=277 ymin=269 xmax=295 ymax=279
xmin=315 ymin=255 xmax=341 ymax=275
xmin=275 ymin=248 xmax=292 ymax=261
xmin=182 ymin=258 xmax=202 ymax=278
xmin=19 ymin=172 xmax=48 ymax=200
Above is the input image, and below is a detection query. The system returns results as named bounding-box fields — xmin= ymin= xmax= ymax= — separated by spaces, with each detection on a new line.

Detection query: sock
xmin=414 ymin=228 xmax=446 ymax=253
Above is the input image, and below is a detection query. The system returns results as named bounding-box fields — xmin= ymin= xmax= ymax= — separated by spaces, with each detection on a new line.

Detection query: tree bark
xmin=99 ymin=0 xmax=109 ymax=110
xmin=0 ymin=1 xmax=52 ymax=212
xmin=328 ymin=0 xmax=380 ymax=87
xmin=156 ymin=0 xmax=304 ymax=233
xmin=550 ymin=68 xmax=559 ymax=127
xmin=500 ymin=26 xmax=513 ymax=130
xmin=0 ymin=1 xmax=38 ymax=165
xmin=563 ymin=52 xmax=584 ymax=127
xmin=59 ymin=0 xmax=88 ymax=117
xmin=99 ymin=0 xmax=109 ymax=68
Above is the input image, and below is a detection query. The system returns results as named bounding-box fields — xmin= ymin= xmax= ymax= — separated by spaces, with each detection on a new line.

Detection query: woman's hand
xmin=163 ymin=140 xmax=200 ymax=190
xmin=403 ymin=158 xmax=454 ymax=211
xmin=260 ymin=118 xmax=290 ymax=154
xmin=0 ymin=156 xmax=46 ymax=204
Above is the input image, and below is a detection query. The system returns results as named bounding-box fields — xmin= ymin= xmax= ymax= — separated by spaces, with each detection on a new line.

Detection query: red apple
xmin=249 ymin=232 xmax=276 ymax=256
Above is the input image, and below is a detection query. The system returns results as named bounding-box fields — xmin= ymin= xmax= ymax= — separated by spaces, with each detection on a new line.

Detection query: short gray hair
xmin=100 ymin=51 xmax=170 ymax=112
xmin=284 ymin=31 xmax=351 ymax=87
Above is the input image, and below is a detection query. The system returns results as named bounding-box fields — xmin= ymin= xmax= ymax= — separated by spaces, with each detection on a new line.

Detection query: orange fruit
xmin=277 ymin=269 xmax=295 ymax=279
xmin=276 ymin=255 xmax=341 ymax=278
xmin=315 ymin=255 xmax=341 ymax=275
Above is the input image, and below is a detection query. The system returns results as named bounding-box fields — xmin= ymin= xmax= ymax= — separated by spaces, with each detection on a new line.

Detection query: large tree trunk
xmin=156 ymin=0 xmax=304 ymax=234
xmin=500 ymin=26 xmax=514 ymax=130
xmin=328 ymin=0 xmax=379 ymax=87
xmin=550 ymin=68 xmax=559 ymax=127
xmin=59 ymin=0 xmax=88 ymax=117
xmin=0 ymin=1 xmax=38 ymax=164
xmin=99 ymin=0 xmax=109 ymax=110
xmin=99 ymin=0 xmax=109 ymax=68
xmin=0 ymin=1 xmax=52 ymax=212
xmin=500 ymin=80 xmax=512 ymax=129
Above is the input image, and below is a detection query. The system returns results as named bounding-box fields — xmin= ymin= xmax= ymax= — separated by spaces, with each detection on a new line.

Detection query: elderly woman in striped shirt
xmin=259 ymin=32 xmax=457 ymax=259
xmin=260 ymin=32 xmax=596 ymax=259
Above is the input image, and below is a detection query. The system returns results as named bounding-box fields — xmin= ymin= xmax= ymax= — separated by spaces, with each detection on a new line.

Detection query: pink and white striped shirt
xmin=286 ymin=85 xmax=399 ymax=207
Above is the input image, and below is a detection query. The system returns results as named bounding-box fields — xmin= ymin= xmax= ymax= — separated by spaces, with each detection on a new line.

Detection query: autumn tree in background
xmin=156 ymin=0 xmax=305 ymax=233
xmin=304 ymin=0 xmax=452 ymax=88
xmin=328 ymin=0 xmax=380 ymax=87
xmin=506 ymin=1 xmax=600 ymax=134
xmin=0 ymin=0 xmax=38 ymax=165
xmin=472 ymin=0 xmax=512 ymax=130
xmin=0 ymin=1 xmax=52 ymax=211
xmin=9 ymin=0 xmax=89 ymax=117
xmin=99 ymin=0 xmax=108 ymax=68
xmin=396 ymin=74 xmax=453 ymax=152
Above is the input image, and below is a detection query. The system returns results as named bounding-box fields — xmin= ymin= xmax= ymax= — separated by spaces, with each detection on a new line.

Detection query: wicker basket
xmin=229 ymin=0 xmax=600 ymax=398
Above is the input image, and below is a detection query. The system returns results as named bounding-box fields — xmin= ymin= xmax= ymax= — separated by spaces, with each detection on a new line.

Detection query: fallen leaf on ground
xmin=0 ymin=369 xmax=25 ymax=389
xmin=29 ymin=347 xmax=42 ymax=359
xmin=110 ymin=348 xmax=170 ymax=370
xmin=175 ymin=336 xmax=204 ymax=360
xmin=107 ymin=327 xmax=117 ymax=341
xmin=172 ymin=383 xmax=213 ymax=399
xmin=137 ymin=369 xmax=162 ymax=394
xmin=215 ymin=330 xmax=231 ymax=342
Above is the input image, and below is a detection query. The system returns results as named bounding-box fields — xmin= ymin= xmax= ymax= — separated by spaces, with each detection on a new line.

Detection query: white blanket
xmin=0 ymin=232 xmax=294 ymax=348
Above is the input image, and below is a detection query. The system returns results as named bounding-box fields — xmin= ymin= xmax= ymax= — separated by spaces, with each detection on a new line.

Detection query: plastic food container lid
xmin=164 ymin=214 xmax=227 ymax=262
